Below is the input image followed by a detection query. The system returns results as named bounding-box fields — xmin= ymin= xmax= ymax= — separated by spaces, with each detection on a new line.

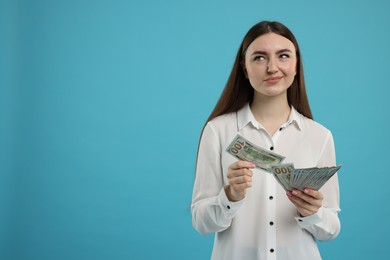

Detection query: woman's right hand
xmin=225 ymin=161 xmax=256 ymax=201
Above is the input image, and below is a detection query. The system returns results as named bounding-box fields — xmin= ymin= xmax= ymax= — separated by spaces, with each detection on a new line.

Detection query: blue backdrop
xmin=1 ymin=0 xmax=389 ymax=259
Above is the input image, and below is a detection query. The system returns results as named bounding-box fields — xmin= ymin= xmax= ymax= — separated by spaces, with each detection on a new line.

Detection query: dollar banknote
xmin=270 ymin=163 xmax=294 ymax=191
xmin=226 ymin=135 xmax=285 ymax=172
xmin=271 ymin=164 xmax=342 ymax=191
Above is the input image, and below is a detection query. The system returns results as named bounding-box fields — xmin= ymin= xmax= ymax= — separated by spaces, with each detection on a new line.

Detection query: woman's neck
xmin=250 ymin=94 xmax=291 ymax=135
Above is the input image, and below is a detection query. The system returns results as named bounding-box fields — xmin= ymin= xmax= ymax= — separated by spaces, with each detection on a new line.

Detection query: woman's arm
xmin=289 ymin=132 xmax=341 ymax=241
xmin=191 ymin=123 xmax=244 ymax=235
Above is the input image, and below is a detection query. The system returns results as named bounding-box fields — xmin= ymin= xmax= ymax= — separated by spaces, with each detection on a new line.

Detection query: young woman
xmin=191 ymin=21 xmax=340 ymax=260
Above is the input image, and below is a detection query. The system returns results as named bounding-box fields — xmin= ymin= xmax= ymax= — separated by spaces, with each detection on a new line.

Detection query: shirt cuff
xmin=295 ymin=207 xmax=324 ymax=228
xmin=218 ymin=187 xmax=244 ymax=218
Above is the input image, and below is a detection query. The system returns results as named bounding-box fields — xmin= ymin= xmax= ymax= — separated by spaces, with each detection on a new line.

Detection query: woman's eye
xmin=280 ymin=54 xmax=290 ymax=59
xmin=254 ymin=56 xmax=265 ymax=61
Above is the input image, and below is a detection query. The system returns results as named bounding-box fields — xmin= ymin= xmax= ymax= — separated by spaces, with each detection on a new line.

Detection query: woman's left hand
xmin=287 ymin=188 xmax=323 ymax=217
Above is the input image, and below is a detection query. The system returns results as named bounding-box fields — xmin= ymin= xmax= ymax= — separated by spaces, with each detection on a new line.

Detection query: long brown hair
xmin=206 ymin=21 xmax=313 ymax=124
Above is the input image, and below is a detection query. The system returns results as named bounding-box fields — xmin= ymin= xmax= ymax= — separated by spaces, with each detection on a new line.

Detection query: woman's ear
xmin=242 ymin=64 xmax=248 ymax=78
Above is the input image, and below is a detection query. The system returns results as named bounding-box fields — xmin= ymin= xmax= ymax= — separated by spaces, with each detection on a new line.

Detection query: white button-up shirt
xmin=191 ymin=103 xmax=340 ymax=260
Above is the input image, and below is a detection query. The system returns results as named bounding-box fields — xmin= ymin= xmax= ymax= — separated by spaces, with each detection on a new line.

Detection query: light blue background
xmin=1 ymin=0 xmax=389 ymax=259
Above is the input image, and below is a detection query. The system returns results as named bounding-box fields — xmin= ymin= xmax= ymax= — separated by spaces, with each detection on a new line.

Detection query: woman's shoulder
xmin=297 ymin=112 xmax=332 ymax=136
xmin=205 ymin=111 xmax=238 ymax=134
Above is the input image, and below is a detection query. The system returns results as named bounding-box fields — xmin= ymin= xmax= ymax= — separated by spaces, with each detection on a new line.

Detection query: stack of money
xmin=226 ymin=135 xmax=341 ymax=191
xmin=270 ymin=164 xmax=341 ymax=191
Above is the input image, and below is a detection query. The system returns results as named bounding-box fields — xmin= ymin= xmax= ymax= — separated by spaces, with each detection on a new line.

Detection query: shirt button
xmin=227 ymin=205 xmax=230 ymax=209
xmin=269 ymin=221 xmax=274 ymax=226
xmin=298 ymin=219 xmax=302 ymax=222
xmin=269 ymin=196 xmax=273 ymax=200
xmin=279 ymin=127 xmax=283 ymax=131
xmin=270 ymin=248 xmax=274 ymax=253
xmin=270 ymin=146 xmax=274 ymax=150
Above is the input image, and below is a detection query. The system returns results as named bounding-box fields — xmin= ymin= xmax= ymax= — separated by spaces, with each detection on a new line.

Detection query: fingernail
xmin=292 ymin=190 xmax=299 ymax=195
xmin=304 ymin=189 xmax=309 ymax=194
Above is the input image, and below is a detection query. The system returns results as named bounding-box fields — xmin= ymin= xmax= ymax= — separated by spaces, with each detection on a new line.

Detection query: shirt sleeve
xmin=295 ymin=131 xmax=341 ymax=241
xmin=191 ymin=123 xmax=243 ymax=235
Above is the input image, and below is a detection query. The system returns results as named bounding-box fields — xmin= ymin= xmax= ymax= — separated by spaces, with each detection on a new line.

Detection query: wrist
xmin=224 ymin=185 xmax=244 ymax=202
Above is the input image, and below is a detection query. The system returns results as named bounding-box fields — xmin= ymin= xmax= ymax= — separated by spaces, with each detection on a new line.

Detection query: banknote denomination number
xmin=230 ymin=140 xmax=245 ymax=154
xmin=274 ymin=166 xmax=292 ymax=174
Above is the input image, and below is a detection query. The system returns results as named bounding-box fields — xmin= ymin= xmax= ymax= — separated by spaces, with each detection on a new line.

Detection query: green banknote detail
xmin=226 ymin=135 xmax=285 ymax=172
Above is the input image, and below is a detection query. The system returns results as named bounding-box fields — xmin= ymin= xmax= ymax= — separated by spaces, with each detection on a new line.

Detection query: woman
xmin=191 ymin=21 xmax=340 ymax=260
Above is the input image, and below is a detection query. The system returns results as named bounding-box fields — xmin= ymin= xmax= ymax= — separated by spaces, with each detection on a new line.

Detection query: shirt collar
xmin=288 ymin=106 xmax=302 ymax=130
xmin=237 ymin=103 xmax=302 ymax=131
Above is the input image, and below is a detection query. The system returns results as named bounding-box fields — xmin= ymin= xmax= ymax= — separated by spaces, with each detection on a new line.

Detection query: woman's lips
xmin=264 ymin=76 xmax=283 ymax=84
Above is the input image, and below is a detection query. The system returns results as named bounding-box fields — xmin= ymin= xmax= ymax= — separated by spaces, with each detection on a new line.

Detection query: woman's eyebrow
xmin=250 ymin=50 xmax=267 ymax=56
xmin=250 ymin=48 xmax=293 ymax=56
xmin=276 ymin=48 xmax=293 ymax=54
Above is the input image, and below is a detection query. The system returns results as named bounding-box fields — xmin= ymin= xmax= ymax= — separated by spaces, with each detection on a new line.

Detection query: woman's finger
xmin=229 ymin=160 xmax=256 ymax=170
xmin=227 ymin=168 xmax=253 ymax=179
xmin=287 ymin=190 xmax=323 ymax=216
xmin=230 ymin=174 xmax=252 ymax=185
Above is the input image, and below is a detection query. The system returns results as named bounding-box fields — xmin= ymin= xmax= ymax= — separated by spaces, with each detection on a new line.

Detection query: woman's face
xmin=243 ymin=32 xmax=297 ymax=99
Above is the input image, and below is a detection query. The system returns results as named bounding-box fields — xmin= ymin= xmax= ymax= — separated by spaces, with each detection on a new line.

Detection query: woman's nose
xmin=267 ymin=59 xmax=278 ymax=74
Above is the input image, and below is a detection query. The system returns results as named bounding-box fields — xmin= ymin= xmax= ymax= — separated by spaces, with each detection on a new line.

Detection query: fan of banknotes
xmin=226 ymin=135 xmax=341 ymax=191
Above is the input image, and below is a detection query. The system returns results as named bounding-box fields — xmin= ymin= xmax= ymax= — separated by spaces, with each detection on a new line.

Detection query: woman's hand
xmin=287 ymin=188 xmax=323 ymax=217
xmin=225 ymin=161 xmax=255 ymax=202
